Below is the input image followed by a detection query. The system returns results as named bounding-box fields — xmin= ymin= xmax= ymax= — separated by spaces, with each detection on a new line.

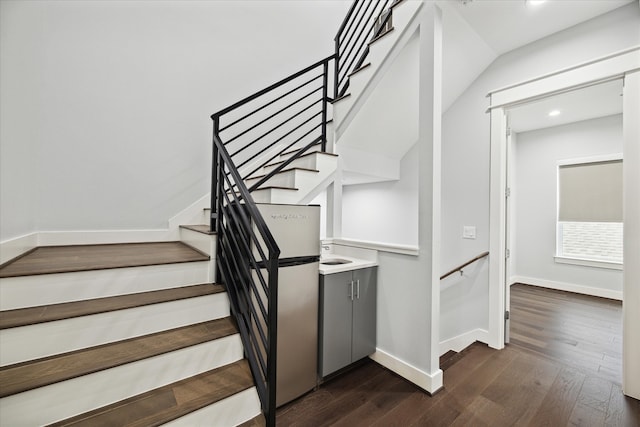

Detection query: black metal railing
xmin=212 ymin=55 xmax=335 ymax=201
xmin=211 ymin=132 xmax=280 ymax=426
xmin=208 ymin=2 xmax=403 ymax=424
xmin=334 ymin=0 xmax=396 ymax=98
xmin=210 ymin=55 xmax=334 ymax=426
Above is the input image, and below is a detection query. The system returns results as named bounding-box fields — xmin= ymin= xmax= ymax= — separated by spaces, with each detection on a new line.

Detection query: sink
xmin=321 ymin=258 xmax=353 ymax=265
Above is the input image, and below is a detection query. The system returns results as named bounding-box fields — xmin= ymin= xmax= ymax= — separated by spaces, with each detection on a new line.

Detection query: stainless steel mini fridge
xmin=253 ymin=203 xmax=320 ymax=407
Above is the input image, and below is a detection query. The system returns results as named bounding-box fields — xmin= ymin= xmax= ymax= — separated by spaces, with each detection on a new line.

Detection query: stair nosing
xmin=330 ymin=93 xmax=351 ymax=104
xmin=179 ymin=224 xmax=216 ymax=235
xmin=0 ymin=283 xmax=225 ymax=330
xmin=264 ymin=151 xmax=338 ymax=169
xmin=246 ymin=167 xmax=320 ymax=182
xmin=369 ymin=26 xmax=395 ymax=46
xmin=348 ymin=62 xmax=371 ymax=78
xmin=0 ymin=317 xmax=238 ymax=398
xmin=279 ymin=142 xmax=322 ymax=157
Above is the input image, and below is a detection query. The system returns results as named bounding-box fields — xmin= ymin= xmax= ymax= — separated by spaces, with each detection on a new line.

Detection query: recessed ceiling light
xmin=526 ymin=0 xmax=547 ymax=6
xmin=548 ymin=110 xmax=561 ymax=117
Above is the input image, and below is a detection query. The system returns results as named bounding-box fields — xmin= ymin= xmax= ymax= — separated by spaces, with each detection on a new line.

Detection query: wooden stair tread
xmin=0 ymin=242 xmax=209 ymax=278
xmin=48 ymin=359 xmax=254 ymax=427
xmin=0 ymin=283 xmax=224 ymax=330
xmin=0 ymin=318 xmax=237 ymax=398
xmin=179 ymin=224 xmax=216 ymax=235
xmin=247 ymin=167 xmax=320 ymax=181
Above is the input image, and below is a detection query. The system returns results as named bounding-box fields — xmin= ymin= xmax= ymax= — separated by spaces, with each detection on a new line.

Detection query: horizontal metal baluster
xmin=230 ymin=100 xmax=322 ymax=156
xmin=223 ymin=86 xmax=323 ymax=146
xmin=235 ymin=111 xmax=322 ymax=169
xmin=219 ymin=72 xmax=323 ymax=133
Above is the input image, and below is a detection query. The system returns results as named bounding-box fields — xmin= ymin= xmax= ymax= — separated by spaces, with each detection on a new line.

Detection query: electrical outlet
xmin=463 ymin=226 xmax=476 ymax=239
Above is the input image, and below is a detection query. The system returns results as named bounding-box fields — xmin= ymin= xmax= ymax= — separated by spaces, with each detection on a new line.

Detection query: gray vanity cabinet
xmin=319 ymin=267 xmax=377 ymax=378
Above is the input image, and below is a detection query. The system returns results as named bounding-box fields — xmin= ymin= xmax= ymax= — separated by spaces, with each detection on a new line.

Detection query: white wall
xmin=439 ymin=3 xmax=639 ymax=346
xmin=513 ymin=115 xmax=624 ymax=298
xmin=0 ymin=0 xmax=349 ymax=241
xmin=341 ymin=144 xmax=418 ymax=246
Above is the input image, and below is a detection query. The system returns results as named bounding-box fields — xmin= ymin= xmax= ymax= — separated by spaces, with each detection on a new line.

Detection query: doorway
xmin=486 ymin=47 xmax=640 ymax=399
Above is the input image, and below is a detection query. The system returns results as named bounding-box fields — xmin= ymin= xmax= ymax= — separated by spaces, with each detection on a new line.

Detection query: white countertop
xmin=318 ymin=255 xmax=378 ymax=275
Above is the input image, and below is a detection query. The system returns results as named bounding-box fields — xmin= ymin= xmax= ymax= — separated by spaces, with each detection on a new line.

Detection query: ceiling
xmin=448 ymin=0 xmax=635 ymax=56
xmin=507 ymin=79 xmax=623 ymax=133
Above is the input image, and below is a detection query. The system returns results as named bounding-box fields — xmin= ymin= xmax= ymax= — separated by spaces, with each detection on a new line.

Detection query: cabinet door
xmin=351 ymin=267 xmax=377 ymax=362
xmin=320 ymin=271 xmax=353 ymax=377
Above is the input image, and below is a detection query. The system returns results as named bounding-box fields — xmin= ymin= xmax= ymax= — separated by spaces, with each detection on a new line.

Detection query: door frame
xmin=486 ymin=46 xmax=640 ymax=398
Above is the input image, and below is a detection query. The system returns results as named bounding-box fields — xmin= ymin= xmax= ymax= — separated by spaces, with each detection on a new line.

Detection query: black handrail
xmin=334 ymin=0 xmax=395 ymax=98
xmin=440 ymin=252 xmax=490 ymax=280
xmin=212 ymin=129 xmax=280 ymax=425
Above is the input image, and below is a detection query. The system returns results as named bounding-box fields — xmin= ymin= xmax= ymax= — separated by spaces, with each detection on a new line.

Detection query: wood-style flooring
xmin=0 ymin=242 xmax=209 ymax=278
xmin=276 ymin=284 xmax=640 ymax=426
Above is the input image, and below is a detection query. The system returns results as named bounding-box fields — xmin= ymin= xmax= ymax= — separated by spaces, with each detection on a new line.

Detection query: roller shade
xmin=558 ymin=160 xmax=622 ymax=222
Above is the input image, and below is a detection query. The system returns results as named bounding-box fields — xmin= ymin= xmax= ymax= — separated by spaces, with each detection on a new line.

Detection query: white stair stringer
xmin=0 ymin=292 xmax=230 ymax=366
xmin=0 ymin=335 xmax=244 ymax=426
xmin=0 ymin=261 xmax=210 ymax=310
xmin=333 ymin=0 xmax=424 ymax=138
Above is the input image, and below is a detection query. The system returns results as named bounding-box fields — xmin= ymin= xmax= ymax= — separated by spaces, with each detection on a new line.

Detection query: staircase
xmin=0 ymin=242 xmax=264 ymax=426
xmin=0 ymin=1 xmax=422 ymax=425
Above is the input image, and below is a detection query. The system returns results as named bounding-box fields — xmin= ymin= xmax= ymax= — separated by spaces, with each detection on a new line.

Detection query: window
xmin=556 ymin=156 xmax=623 ymax=269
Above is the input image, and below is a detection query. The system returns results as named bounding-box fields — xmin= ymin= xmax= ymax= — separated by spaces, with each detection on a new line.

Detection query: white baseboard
xmin=510 ymin=275 xmax=623 ymax=301
xmin=0 ymin=194 xmax=211 ymax=262
xmin=369 ymin=348 xmax=443 ymax=394
xmin=37 ymin=229 xmax=178 ymax=246
xmin=0 ymin=233 xmax=38 ymax=265
xmin=439 ymin=328 xmax=489 ymax=356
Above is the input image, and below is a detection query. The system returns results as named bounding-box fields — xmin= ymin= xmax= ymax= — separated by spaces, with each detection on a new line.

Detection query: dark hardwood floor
xmin=276 ymin=284 xmax=640 ymax=426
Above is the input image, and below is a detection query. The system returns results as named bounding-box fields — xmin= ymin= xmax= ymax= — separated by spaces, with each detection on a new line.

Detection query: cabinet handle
xmin=356 ymin=279 xmax=360 ymax=299
xmin=349 ymin=281 xmax=354 ymax=300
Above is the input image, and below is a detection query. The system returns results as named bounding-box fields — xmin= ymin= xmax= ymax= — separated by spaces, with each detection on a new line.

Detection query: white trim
xmin=489 ymin=49 xmax=640 ymax=354
xmin=36 ymin=229 xmax=177 ymax=247
xmin=328 ymin=237 xmax=419 ymax=256
xmin=510 ymin=275 xmax=622 ymax=301
xmin=487 ymin=48 xmax=640 ymax=109
xmin=439 ymin=328 xmax=489 ymax=356
xmin=557 ymin=153 xmax=623 ymax=167
xmin=369 ymin=348 xmax=443 ymax=394
xmin=0 ymin=233 xmax=38 ymax=265
xmin=554 ymin=255 xmax=623 ymax=271
xmin=487 ymin=46 xmax=640 ymax=96
xmin=0 ymin=195 xmax=211 ymax=262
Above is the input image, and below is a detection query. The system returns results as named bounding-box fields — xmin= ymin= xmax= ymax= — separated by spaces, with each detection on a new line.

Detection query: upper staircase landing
xmin=0 ymin=242 xmax=209 ymax=278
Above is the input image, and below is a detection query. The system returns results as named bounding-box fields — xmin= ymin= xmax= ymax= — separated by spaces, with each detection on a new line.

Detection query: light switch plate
xmin=463 ymin=226 xmax=476 ymax=239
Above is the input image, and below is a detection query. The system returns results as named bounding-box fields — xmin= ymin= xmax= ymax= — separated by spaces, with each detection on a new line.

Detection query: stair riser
xmin=263 ymin=155 xmax=320 ymax=175
xmin=277 ymin=144 xmax=323 ymax=163
xmin=179 ymin=228 xmax=216 ymax=256
xmin=163 ymin=387 xmax=261 ymax=427
xmin=259 ymin=155 xmax=338 ymax=204
xmin=0 ymin=293 xmax=230 ymax=367
xmin=0 ymin=262 xmax=210 ymax=310
xmin=246 ymin=170 xmax=298 ymax=189
xmin=0 ymin=335 xmax=243 ymax=426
